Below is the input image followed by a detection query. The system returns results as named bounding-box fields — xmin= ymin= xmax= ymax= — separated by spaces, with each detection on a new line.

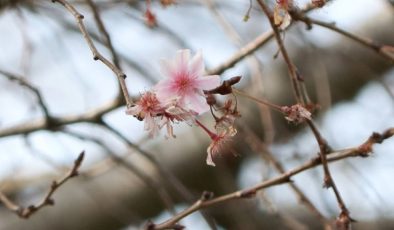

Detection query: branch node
xmin=240 ymin=189 xmax=257 ymax=198
xmin=173 ymin=224 xmax=186 ymax=230
xmin=200 ymin=191 xmax=214 ymax=201
xmin=145 ymin=221 xmax=155 ymax=230
xmin=323 ymin=176 xmax=333 ymax=189
xmin=51 ymin=181 xmax=58 ymax=189
xmin=46 ymin=198 xmax=55 ymax=206
xmin=336 ymin=211 xmax=355 ymax=230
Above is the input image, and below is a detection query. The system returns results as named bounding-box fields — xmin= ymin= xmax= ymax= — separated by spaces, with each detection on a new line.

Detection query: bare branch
xmin=148 ymin=128 xmax=394 ymax=229
xmin=51 ymin=0 xmax=133 ymax=107
xmin=208 ymin=0 xmax=332 ymax=75
xmin=0 ymin=69 xmax=51 ymax=120
xmin=243 ymin=127 xmax=332 ymax=229
xmin=0 ymin=151 xmax=85 ymax=218
xmin=0 ymin=98 xmax=121 ymax=138
xmin=290 ymin=11 xmax=394 ymax=64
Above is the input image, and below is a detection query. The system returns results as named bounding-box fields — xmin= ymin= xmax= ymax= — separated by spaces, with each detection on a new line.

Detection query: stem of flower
xmin=232 ymin=88 xmax=283 ymax=112
xmin=195 ymin=119 xmax=217 ymax=140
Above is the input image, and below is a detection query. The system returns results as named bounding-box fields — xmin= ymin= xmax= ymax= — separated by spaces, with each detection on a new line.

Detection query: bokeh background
xmin=0 ymin=0 xmax=393 ymax=229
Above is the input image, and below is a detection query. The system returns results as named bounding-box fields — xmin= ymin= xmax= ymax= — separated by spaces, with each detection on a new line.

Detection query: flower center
xmin=175 ymin=76 xmax=192 ymax=94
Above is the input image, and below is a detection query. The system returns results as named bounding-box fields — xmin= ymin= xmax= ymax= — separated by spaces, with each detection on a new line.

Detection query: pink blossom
xmin=126 ymin=91 xmax=197 ymax=138
xmin=126 ymin=91 xmax=163 ymax=137
xmin=160 ymin=99 xmax=198 ymax=138
xmin=155 ymin=49 xmax=221 ymax=114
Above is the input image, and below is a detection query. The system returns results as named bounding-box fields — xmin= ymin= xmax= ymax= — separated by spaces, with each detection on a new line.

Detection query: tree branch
xmin=51 ymin=0 xmax=133 ymax=107
xmin=290 ymin=11 xmax=394 ymax=64
xmin=0 ymin=151 xmax=85 ymax=218
xmin=148 ymin=128 xmax=394 ymax=229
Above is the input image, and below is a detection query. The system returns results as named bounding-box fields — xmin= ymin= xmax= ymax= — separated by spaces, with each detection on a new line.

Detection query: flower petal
xmin=125 ymin=105 xmax=141 ymax=116
xmin=155 ymin=80 xmax=177 ymax=100
xmin=189 ymin=50 xmax=204 ymax=78
xmin=195 ymin=75 xmax=221 ymax=90
xmin=160 ymin=59 xmax=176 ymax=79
xmin=175 ymin=49 xmax=190 ymax=73
xmin=186 ymin=92 xmax=209 ymax=114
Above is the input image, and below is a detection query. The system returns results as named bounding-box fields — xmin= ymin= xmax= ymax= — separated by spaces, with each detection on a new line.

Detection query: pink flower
xmin=126 ymin=91 xmax=197 ymax=138
xmin=155 ymin=49 xmax=221 ymax=114
xmin=160 ymin=99 xmax=198 ymax=138
xmin=126 ymin=91 xmax=163 ymax=137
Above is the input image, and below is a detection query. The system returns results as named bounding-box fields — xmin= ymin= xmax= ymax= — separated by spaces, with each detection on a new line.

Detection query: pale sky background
xmin=0 ymin=0 xmax=393 ymax=228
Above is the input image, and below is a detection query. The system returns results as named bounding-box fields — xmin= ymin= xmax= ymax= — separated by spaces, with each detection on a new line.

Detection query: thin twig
xmin=51 ymin=0 xmax=133 ymax=107
xmin=233 ymin=88 xmax=283 ymax=111
xmin=0 ymin=151 xmax=85 ymax=218
xmin=255 ymin=0 xmax=304 ymax=104
xmin=84 ymin=0 xmax=130 ymax=104
xmin=306 ymin=120 xmax=351 ymax=228
xmin=148 ymin=128 xmax=394 ymax=229
xmin=256 ymin=0 xmax=351 ymax=227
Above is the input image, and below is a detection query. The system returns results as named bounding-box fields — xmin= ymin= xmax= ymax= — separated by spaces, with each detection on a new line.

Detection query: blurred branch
xmin=0 ymin=151 xmax=85 ymax=218
xmin=208 ymin=0 xmax=332 ymax=75
xmin=148 ymin=128 xmax=394 ymax=229
xmin=0 ymin=98 xmax=121 ymax=138
xmin=290 ymin=11 xmax=394 ymax=64
xmin=62 ymin=130 xmax=178 ymax=215
xmin=255 ymin=0 xmax=304 ymax=104
xmin=51 ymin=0 xmax=133 ymax=107
xmin=0 ymin=69 xmax=51 ymax=120
xmin=96 ymin=120 xmax=218 ymax=229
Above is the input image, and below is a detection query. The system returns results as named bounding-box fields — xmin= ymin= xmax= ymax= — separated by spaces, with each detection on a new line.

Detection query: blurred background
xmin=0 ymin=0 xmax=393 ymax=229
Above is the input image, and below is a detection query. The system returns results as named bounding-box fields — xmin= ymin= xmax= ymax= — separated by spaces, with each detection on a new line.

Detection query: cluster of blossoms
xmin=127 ymin=49 xmax=237 ymax=166
xmin=127 ymin=50 xmax=313 ymax=166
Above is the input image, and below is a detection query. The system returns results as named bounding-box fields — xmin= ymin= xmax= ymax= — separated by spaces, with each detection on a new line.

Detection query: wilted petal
xmin=144 ymin=114 xmax=160 ymax=137
xmin=206 ymin=149 xmax=216 ymax=166
xmin=126 ymin=105 xmax=141 ymax=116
xmin=282 ymin=104 xmax=312 ymax=124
